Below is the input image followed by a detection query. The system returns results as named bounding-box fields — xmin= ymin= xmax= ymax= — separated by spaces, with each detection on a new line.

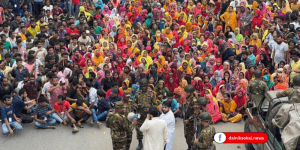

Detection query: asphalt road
xmin=0 ymin=118 xmax=246 ymax=150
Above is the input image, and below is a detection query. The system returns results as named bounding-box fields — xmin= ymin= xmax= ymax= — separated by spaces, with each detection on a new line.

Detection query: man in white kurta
xmin=140 ymin=107 xmax=168 ymax=150
xmin=160 ymin=101 xmax=175 ymax=150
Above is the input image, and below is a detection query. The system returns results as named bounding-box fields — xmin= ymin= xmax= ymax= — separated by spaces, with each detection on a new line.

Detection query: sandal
xmin=72 ymin=128 xmax=79 ymax=133
xmin=76 ymin=123 xmax=84 ymax=128
xmin=97 ymin=121 xmax=102 ymax=127
xmin=90 ymin=120 xmax=94 ymax=126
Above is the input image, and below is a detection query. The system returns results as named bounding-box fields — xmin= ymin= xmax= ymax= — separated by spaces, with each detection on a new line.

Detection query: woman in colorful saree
xmin=219 ymin=93 xmax=242 ymax=123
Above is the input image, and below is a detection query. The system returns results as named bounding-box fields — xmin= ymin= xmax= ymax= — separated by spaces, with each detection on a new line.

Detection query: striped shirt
xmin=34 ymin=104 xmax=52 ymax=120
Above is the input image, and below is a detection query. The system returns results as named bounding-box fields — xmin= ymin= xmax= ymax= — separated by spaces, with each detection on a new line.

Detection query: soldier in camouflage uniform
xmin=193 ymin=112 xmax=216 ymax=150
xmin=134 ymin=78 xmax=157 ymax=150
xmin=247 ymin=70 xmax=269 ymax=107
xmin=106 ymin=101 xmax=128 ymax=150
xmin=187 ymin=97 xmax=208 ymax=150
xmin=277 ymin=75 xmax=300 ymax=103
xmin=122 ymin=91 xmax=134 ymax=150
xmin=182 ymin=85 xmax=197 ymax=150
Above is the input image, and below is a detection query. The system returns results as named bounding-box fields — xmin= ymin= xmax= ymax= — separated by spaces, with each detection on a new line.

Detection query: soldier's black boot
xmin=136 ymin=140 xmax=143 ymax=150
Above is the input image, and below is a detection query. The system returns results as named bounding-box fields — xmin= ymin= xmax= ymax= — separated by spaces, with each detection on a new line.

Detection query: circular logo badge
xmin=214 ymin=132 xmax=226 ymax=143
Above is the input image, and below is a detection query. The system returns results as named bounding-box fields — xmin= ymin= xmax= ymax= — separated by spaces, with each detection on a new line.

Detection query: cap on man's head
xmin=115 ymin=101 xmax=124 ymax=108
xmin=111 ymin=88 xmax=119 ymax=94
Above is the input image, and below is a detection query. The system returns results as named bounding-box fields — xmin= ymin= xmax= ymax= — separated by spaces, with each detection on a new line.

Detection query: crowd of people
xmin=0 ymin=0 xmax=299 ymax=149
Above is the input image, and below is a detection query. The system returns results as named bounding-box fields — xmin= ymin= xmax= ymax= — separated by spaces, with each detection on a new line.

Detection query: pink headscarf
xmin=205 ymin=94 xmax=222 ymax=123
xmin=102 ymin=5 xmax=111 ymax=15
xmin=260 ymin=2 xmax=266 ymax=16
xmin=194 ymin=3 xmax=202 ymax=16
xmin=97 ymin=70 xmax=105 ymax=83
xmin=108 ymin=19 xmax=115 ymax=32
xmin=206 ymin=55 xmax=216 ymax=69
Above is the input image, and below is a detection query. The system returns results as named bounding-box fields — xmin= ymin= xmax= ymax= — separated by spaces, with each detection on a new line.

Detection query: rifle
xmin=182 ymin=102 xmax=187 ymax=135
xmin=193 ymin=110 xmax=202 ymax=150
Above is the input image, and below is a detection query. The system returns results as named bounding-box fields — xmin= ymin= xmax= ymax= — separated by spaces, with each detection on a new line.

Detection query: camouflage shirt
xmin=123 ymin=101 xmax=134 ymax=131
xmin=106 ymin=112 xmax=128 ymax=142
xmin=183 ymin=97 xmax=197 ymax=121
xmin=196 ymin=126 xmax=216 ymax=150
xmin=276 ymin=87 xmax=300 ymax=103
xmin=134 ymin=91 xmax=157 ymax=115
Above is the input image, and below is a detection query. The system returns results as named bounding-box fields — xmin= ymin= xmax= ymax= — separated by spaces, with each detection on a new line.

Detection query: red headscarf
xmin=194 ymin=3 xmax=202 ymax=16
xmin=233 ymin=89 xmax=247 ymax=109
xmin=200 ymin=83 xmax=212 ymax=97
xmin=252 ymin=10 xmax=263 ymax=29
xmin=165 ymin=76 xmax=178 ymax=93
xmin=116 ymin=35 xmax=127 ymax=49
xmin=213 ymin=58 xmax=223 ymax=72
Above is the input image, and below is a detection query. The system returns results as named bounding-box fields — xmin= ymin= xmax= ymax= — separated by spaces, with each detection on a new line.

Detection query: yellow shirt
xmin=36 ymin=21 xmax=48 ymax=26
xmin=71 ymin=103 xmax=88 ymax=117
xmin=27 ymin=26 xmax=40 ymax=38
xmin=291 ymin=60 xmax=300 ymax=83
xmin=18 ymin=33 xmax=26 ymax=42
xmin=71 ymin=103 xmax=88 ymax=109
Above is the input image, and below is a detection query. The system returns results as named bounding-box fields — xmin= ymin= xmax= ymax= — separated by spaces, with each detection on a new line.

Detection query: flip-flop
xmin=77 ymin=123 xmax=84 ymax=128
xmin=72 ymin=128 xmax=79 ymax=133
xmin=97 ymin=122 xmax=102 ymax=127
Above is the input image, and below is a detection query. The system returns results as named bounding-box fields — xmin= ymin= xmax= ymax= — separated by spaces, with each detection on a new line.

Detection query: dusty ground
xmin=0 ymin=118 xmax=246 ymax=150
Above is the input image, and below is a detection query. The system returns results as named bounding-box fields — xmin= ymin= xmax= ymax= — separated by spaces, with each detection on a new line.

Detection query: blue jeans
xmin=36 ymin=76 xmax=41 ymax=86
xmin=58 ymin=112 xmax=68 ymax=120
xmin=71 ymin=4 xmax=79 ymax=16
xmin=2 ymin=121 xmax=23 ymax=134
xmin=92 ymin=109 xmax=108 ymax=122
xmin=35 ymin=119 xmax=56 ymax=129
xmin=64 ymin=1 xmax=72 ymax=15
xmin=49 ymin=113 xmax=63 ymax=123
xmin=35 ymin=113 xmax=62 ymax=129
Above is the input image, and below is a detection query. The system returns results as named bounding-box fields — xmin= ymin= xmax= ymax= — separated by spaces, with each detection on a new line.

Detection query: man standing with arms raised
xmin=140 ymin=106 xmax=168 ymax=150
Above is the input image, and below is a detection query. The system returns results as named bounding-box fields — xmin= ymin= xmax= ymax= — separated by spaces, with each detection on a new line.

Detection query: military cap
xmin=254 ymin=70 xmax=262 ymax=78
xmin=184 ymin=85 xmax=195 ymax=93
xmin=199 ymin=112 xmax=212 ymax=122
xmin=139 ymin=78 xmax=149 ymax=87
xmin=123 ymin=91 xmax=130 ymax=98
xmin=293 ymin=75 xmax=300 ymax=86
xmin=196 ymin=97 xmax=207 ymax=105
xmin=115 ymin=101 xmax=124 ymax=108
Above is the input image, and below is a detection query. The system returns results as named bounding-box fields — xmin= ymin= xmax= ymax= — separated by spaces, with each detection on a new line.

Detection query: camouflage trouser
xmin=184 ymin=121 xmax=195 ymax=148
xmin=112 ymin=140 xmax=127 ymax=150
xmin=136 ymin=116 xmax=146 ymax=140
xmin=125 ymin=130 xmax=133 ymax=150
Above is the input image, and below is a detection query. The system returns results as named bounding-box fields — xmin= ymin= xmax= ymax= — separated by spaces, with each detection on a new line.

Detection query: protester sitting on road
xmin=34 ymin=97 xmax=63 ymax=129
xmin=1 ymin=95 xmax=23 ymax=134
xmin=12 ymin=88 xmax=36 ymax=123
xmin=106 ymin=88 xmax=122 ymax=108
xmin=66 ymin=98 xmax=92 ymax=133
xmin=86 ymin=80 xmax=98 ymax=110
xmin=91 ymin=90 xmax=112 ymax=127
xmin=53 ymin=95 xmax=70 ymax=126
xmin=105 ymin=82 xmax=123 ymax=99
xmin=219 ymin=93 xmax=242 ymax=123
